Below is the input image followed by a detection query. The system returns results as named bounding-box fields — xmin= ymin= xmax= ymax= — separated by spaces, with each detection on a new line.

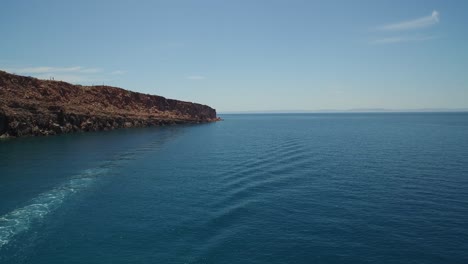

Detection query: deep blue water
xmin=1 ymin=113 xmax=468 ymax=263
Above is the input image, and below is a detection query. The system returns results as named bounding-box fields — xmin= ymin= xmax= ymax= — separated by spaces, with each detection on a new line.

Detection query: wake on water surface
xmin=0 ymin=168 xmax=109 ymax=249
xmin=0 ymin=139 xmax=160 ymax=250
xmin=0 ymin=127 xmax=180 ymax=253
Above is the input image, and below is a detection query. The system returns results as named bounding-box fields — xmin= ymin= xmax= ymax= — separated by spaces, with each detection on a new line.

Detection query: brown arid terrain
xmin=0 ymin=70 xmax=219 ymax=138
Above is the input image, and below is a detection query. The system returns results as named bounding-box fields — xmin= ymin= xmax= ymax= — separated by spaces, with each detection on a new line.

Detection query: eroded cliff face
xmin=0 ymin=70 xmax=219 ymax=138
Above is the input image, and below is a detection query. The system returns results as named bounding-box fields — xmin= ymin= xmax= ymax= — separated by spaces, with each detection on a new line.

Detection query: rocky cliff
xmin=0 ymin=70 xmax=219 ymax=138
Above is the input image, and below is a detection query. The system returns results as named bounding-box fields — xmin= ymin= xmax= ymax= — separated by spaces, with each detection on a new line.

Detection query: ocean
xmin=0 ymin=113 xmax=467 ymax=263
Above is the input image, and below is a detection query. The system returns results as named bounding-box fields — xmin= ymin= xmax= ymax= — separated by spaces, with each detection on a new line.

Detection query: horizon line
xmin=218 ymin=108 xmax=468 ymax=114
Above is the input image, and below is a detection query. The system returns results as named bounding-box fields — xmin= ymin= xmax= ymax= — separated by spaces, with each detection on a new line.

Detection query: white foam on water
xmin=0 ymin=168 xmax=109 ymax=249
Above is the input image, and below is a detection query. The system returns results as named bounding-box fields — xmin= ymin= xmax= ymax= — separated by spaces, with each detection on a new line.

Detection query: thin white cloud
xmin=1 ymin=65 xmax=119 ymax=84
xmin=8 ymin=66 xmax=102 ymax=74
xmin=187 ymin=75 xmax=206 ymax=80
xmin=371 ymin=35 xmax=438 ymax=44
xmin=80 ymin=68 xmax=102 ymax=73
xmin=378 ymin=10 xmax=440 ymax=31
xmin=110 ymin=70 xmax=126 ymax=75
xmin=33 ymin=74 xmax=96 ymax=84
xmin=10 ymin=66 xmax=51 ymax=73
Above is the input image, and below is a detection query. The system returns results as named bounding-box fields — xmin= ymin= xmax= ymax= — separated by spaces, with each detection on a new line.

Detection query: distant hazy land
xmin=219 ymin=108 xmax=468 ymax=114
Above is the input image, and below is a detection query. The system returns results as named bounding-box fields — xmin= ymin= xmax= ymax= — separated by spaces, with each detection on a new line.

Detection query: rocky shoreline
xmin=0 ymin=70 xmax=219 ymax=138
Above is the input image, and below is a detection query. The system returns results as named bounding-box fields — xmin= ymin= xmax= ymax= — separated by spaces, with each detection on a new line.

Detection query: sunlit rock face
xmin=0 ymin=70 xmax=219 ymax=138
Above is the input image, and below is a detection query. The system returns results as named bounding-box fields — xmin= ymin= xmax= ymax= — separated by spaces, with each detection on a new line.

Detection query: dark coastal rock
xmin=0 ymin=70 xmax=219 ymax=138
xmin=0 ymin=110 xmax=7 ymax=135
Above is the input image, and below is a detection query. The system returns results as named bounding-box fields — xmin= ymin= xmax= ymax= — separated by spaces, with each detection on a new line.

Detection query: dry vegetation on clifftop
xmin=0 ymin=70 xmax=218 ymax=138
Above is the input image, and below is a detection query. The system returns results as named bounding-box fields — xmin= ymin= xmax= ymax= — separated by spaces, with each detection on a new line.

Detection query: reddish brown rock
xmin=0 ymin=70 xmax=218 ymax=138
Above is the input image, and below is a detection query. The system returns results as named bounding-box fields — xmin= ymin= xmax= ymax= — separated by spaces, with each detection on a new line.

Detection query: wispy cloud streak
xmin=1 ymin=66 xmax=125 ymax=84
xmin=32 ymin=74 xmax=97 ymax=83
xmin=111 ymin=70 xmax=126 ymax=75
xmin=371 ymin=35 xmax=438 ymax=44
xmin=187 ymin=75 xmax=206 ymax=80
xmin=378 ymin=10 xmax=440 ymax=31
xmin=8 ymin=66 xmax=102 ymax=74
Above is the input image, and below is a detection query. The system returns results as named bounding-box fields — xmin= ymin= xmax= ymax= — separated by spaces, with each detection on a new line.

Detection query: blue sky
xmin=1 ymin=0 xmax=467 ymax=111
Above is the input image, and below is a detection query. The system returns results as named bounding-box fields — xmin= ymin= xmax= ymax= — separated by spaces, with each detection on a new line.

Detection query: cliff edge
xmin=0 ymin=70 xmax=219 ymax=138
